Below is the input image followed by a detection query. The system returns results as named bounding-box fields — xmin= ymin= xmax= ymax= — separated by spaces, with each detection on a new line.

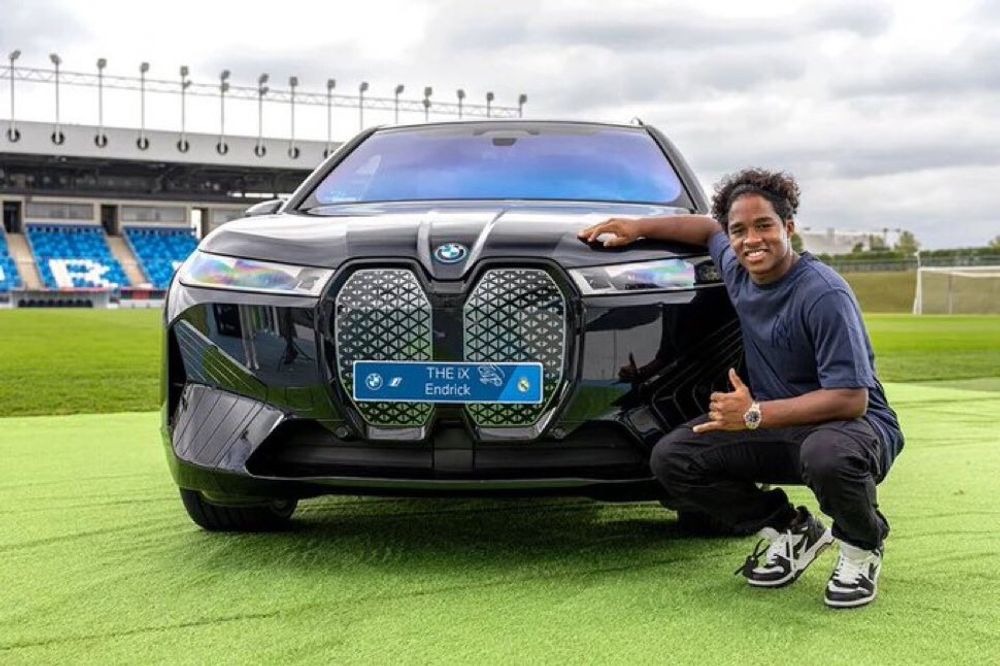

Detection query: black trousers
xmin=650 ymin=416 xmax=889 ymax=551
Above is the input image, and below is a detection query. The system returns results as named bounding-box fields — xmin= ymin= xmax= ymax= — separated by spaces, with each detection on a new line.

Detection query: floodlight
xmin=393 ymin=84 xmax=405 ymax=123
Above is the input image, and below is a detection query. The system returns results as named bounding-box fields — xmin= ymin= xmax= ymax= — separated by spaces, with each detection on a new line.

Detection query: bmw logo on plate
xmin=434 ymin=243 xmax=468 ymax=264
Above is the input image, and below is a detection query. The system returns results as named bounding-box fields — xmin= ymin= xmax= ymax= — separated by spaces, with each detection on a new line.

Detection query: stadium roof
xmin=2 ymin=120 xmax=338 ymax=169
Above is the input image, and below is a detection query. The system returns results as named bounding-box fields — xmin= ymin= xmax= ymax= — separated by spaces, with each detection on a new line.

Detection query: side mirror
xmin=244 ymin=198 xmax=285 ymax=217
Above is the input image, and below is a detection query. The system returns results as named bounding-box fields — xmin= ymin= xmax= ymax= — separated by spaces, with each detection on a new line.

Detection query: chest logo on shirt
xmin=771 ymin=313 xmax=793 ymax=351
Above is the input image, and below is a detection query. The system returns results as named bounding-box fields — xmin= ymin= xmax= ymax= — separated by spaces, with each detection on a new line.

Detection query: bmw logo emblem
xmin=434 ymin=243 xmax=468 ymax=264
xmin=365 ymin=373 xmax=384 ymax=391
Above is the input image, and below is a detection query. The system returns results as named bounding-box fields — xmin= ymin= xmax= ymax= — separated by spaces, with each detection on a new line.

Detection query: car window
xmin=304 ymin=124 xmax=687 ymax=207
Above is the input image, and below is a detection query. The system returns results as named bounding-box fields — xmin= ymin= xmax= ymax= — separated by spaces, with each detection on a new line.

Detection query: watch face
xmin=745 ymin=403 xmax=762 ymax=429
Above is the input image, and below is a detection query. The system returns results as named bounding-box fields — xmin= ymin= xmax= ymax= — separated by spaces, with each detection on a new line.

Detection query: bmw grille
xmin=331 ymin=266 xmax=568 ymax=431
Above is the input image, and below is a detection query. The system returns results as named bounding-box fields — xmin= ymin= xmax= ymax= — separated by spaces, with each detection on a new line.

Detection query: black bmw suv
xmin=162 ymin=120 xmax=740 ymax=530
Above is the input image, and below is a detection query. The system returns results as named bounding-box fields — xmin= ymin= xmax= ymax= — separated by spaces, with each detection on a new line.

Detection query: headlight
xmin=569 ymin=256 xmax=720 ymax=296
xmin=177 ymin=251 xmax=333 ymax=296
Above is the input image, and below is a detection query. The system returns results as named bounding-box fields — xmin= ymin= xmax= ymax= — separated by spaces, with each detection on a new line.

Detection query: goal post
xmin=913 ymin=266 xmax=1000 ymax=314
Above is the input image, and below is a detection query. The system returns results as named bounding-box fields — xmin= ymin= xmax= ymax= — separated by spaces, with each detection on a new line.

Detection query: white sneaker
xmin=825 ymin=542 xmax=883 ymax=608
xmin=736 ymin=507 xmax=834 ymax=588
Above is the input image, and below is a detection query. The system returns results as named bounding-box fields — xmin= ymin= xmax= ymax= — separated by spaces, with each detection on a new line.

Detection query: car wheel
xmin=179 ymin=489 xmax=297 ymax=532
xmin=674 ymin=508 xmax=754 ymax=537
xmin=659 ymin=483 xmax=771 ymax=537
xmin=657 ymin=497 xmax=754 ymax=537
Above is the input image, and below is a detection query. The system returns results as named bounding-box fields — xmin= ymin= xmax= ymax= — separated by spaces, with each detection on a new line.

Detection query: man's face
xmin=727 ymin=194 xmax=796 ymax=284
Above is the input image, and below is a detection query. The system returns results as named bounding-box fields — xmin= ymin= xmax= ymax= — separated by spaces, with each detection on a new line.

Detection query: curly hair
xmin=710 ymin=168 xmax=800 ymax=229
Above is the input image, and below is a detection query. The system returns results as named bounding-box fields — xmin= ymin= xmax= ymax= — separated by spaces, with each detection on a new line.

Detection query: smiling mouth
xmin=744 ymin=248 xmax=768 ymax=259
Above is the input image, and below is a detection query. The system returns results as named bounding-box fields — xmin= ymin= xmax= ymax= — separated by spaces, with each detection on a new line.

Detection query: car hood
xmin=200 ymin=201 xmax=708 ymax=279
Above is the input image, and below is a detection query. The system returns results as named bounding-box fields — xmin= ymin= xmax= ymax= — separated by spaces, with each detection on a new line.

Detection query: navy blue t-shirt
xmin=708 ymin=232 xmax=904 ymax=469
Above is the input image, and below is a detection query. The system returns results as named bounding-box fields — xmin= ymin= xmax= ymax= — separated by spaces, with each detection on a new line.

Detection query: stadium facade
xmin=1 ymin=120 xmax=319 ymax=305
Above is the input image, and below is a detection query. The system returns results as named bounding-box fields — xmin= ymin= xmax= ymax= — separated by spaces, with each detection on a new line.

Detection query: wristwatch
xmin=743 ymin=401 xmax=762 ymax=430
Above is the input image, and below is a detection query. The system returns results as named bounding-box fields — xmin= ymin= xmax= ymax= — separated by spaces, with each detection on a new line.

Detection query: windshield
xmin=302 ymin=123 xmax=688 ymax=208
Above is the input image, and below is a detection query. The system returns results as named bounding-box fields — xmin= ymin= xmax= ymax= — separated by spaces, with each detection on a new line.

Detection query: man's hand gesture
xmin=577 ymin=218 xmax=644 ymax=247
xmin=693 ymin=369 xmax=754 ymax=434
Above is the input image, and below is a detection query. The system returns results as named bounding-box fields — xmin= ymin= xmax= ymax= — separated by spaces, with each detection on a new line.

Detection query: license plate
xmin=352 ymin=361 xmax=543 ymax=404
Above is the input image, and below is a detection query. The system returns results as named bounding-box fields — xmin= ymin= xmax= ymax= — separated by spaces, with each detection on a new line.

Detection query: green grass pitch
xmin=1 ymin=384 xmax=998 ymax=663
xmin=0 ymin=309 xmax=161 ymax=417
xmin=0 ymin=309 xmax=998 ymax=663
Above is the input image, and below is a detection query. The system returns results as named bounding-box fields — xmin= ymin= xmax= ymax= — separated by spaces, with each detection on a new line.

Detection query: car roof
xmin=374 ymin=119 xmax=648 ymax=133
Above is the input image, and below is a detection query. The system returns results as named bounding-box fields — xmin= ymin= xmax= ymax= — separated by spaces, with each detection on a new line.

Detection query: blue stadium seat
xmin=0 ymin=232 xmax=23 ymax=293
xmin=25 ymin=224 xmax=129 ymax=289
xmin=123 ymin=226 xmax=199 ymax=289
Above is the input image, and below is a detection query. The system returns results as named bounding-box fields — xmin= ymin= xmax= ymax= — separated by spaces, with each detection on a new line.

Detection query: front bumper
xmin=161 ymin=260 xmax=740 ymax=499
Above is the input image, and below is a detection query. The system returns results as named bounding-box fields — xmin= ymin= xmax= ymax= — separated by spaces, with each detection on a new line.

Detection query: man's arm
xmin=693 ymin=369 xmax=868 ymax=433
xmin=757 ymin=388 xmax=868 ymax=428
xmin=578 ymin=214 xmax=723 ymax=248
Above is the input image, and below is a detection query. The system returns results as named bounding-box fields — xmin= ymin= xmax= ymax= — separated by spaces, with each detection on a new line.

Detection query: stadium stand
xmin=25 ymin=224 xmax=130 ymax=289
xmin=123 ymin=226 xmax=199 ymax=289
xmin=0 ymin=229 xmax=24 ymax=293
xmin=0 ymin=118 xmax=317 ymax=307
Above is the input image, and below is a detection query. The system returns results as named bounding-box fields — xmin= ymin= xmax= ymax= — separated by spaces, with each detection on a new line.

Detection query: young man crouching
xmin=579 ymin=168 xmax=903 ymax=609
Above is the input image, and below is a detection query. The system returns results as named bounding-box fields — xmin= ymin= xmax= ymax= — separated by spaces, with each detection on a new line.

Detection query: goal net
xmin=913 ymin=266 xmax=1000 ymax=314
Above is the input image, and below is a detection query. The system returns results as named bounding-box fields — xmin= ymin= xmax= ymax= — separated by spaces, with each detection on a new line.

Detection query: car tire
xmin=179 ymin=489 xmax=297 ymax=532
xmin=660 ymin=483 xmax=771 ymax=537
xmin=674 ymin=508 xmax=753 ymax=537
xmin=657 ymin=497 xmax=754 ymax=537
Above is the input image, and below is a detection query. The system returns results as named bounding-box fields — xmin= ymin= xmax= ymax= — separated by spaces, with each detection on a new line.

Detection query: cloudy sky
xmin=2 ymin=0 xmax=999 ymax=248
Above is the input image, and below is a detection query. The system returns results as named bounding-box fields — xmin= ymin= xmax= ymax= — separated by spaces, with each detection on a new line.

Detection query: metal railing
xmin=826 ymin=254 xmax=1000 ymax=273
xmin=0 ymin=64 xmax=525 ymax=119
